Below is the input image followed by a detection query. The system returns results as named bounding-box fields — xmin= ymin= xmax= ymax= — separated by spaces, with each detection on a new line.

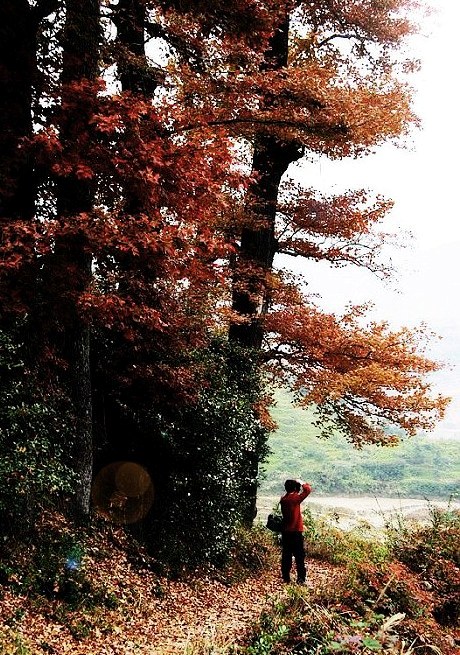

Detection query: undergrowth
xmin=303 ymin=507 xmax=389 ymax=566
xmin=0 ymin=510 xmax=274 ymax=654
xmin=1 ymin=506 xmax=458 ymax=655
xmin=241 ymin=504 xmax=460 ymax=655
xmin=219 ymin=524 xmax=278 ymax=584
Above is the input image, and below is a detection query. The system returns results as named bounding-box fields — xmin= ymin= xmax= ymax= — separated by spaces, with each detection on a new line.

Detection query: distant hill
xmin=260 ymin=389 xmax=460 ymax=499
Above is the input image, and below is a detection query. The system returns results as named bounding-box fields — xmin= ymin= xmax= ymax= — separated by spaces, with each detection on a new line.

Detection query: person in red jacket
xmin=280 ymin=478 xmax=312 ymax=584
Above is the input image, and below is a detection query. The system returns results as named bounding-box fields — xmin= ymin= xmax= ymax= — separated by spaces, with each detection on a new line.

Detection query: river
xmin=257 ymin=494 xmax=460 ymax=531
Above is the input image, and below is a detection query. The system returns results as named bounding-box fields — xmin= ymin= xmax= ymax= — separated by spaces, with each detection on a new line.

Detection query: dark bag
xmin=266 ymin=508 xmax=283 ymax=533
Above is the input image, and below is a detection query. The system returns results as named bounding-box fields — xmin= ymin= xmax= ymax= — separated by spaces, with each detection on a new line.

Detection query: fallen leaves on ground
xmin=0 ymin=526 xmax=336 ymax=655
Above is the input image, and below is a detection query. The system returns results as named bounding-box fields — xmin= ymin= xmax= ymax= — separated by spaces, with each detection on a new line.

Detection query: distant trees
xmin=263 ymin=391 xmax=459 ymax=499
xmin=0 ymin=1 xmax=449 ymax=557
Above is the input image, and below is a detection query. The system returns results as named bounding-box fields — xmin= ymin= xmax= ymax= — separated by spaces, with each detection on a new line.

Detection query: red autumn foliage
xmin=0 ymin=0 xmax=449 ymax=459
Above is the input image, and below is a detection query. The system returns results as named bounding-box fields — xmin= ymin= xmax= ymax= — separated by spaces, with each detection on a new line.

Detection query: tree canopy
xmin=0 ymin=0 xmax=449 ymax=550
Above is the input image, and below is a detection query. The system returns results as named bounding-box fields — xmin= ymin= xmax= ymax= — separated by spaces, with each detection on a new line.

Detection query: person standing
xmin=280 ymin=478 xmax=312 ymax=584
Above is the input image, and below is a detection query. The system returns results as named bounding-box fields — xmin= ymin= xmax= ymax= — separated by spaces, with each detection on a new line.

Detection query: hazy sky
xmin=285 ymin=0 xmax=460 ymax=436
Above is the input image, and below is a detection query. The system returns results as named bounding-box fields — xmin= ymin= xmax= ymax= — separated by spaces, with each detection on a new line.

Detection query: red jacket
xmin=280 ymin=483 xmax=312 ymax=532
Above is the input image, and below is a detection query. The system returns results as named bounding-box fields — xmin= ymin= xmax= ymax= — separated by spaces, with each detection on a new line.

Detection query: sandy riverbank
xmin=257 ymin=495 xmax=459 ymax=531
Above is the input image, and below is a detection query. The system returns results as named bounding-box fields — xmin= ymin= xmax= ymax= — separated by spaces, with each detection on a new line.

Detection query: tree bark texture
xmin=53 ymin=0 xmax=101 ymax=516
xmin=229 ymin=10 xmax=303 ymax=523
xmin=0 ymin=1 xmax=58 ymax=324
xmin=113 ymin=0 xmax=150 ymax=96
xmin=0 ymin=1 xmax=36 ymax=223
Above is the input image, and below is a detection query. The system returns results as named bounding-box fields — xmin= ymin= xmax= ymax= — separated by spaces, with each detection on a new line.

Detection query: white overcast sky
xmin=284 ymin=0 xmax=460 ymax=436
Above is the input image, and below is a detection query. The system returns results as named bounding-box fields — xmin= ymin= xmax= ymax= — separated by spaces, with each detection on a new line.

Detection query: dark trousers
xmin=281 ymin=531 xmax=306 ymax=583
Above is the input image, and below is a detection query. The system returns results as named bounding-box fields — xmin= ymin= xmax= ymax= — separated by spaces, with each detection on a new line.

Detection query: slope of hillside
xmin=0 ymin=515 xmax=335 ymax=655
xmin=261 ymin=389 xmax=460 ymax=498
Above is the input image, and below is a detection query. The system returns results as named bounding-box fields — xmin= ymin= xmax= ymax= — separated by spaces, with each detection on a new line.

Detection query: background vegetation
xmin=261 ymin=389 xmax=460 ymax=498
xmin=0 ymin=326 xmax=76 ymax=536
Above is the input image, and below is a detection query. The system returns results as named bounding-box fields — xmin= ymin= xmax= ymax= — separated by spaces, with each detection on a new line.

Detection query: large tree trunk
xmin=0 ymin=1 xmax=96 ymax=515
xmin=0 ymin=0 xmax=59 ymax=226
xmin=113 ymin=0 xmax=152 ymax=98
xmin=228 ymin=134 xmax=303 ymax=349
xmin=54 ymin=0 xmax=101 ymax=516
xmin=229 ymin=10 xmax=303 ymax=524
xmin=0 ymin=0 xmax=60 ymax=358
xmin=0 ymin=2 xmax=37 ymax=327
xmin=0 ymin=1 xmax=36 ymax=225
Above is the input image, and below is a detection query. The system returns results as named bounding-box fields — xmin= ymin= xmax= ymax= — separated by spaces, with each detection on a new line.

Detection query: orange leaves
xmin=276 ymin=182 xmax=396 ymax=275
xmin=263 ymin=298 xmax=449 ymax=444
xmin=295 ymin=0 xmax=420 ymax=57
xmin=75 ymin=164 xmax=94 ymax=180
xmin=0 ymin=517 xmax=284 ymax=655
xmin=205 ymin=0 xmax=445 ymax=444
xmin=1 ymin=0 xmax=442 ymax=441
xmin=166 ymin=0 xmax=419 ymax=156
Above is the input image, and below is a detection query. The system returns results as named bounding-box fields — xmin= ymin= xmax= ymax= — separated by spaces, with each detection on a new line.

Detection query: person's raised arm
xmin=296 ymin=480 xmax=312 ymax=502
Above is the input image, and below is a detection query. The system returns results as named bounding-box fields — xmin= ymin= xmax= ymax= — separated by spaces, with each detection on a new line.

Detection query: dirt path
xmin=145 ymin=560 xmax=335 ymax=653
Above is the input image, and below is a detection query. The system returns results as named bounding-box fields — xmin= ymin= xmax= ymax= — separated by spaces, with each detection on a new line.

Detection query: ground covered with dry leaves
xmin=3 ymin=509 xmax=458 ymax=655
xmin=0 ymin=519 xmax=336 ymax=655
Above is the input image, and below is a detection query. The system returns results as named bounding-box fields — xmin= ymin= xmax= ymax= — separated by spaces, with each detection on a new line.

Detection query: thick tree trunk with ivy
xmin=228 ymin=135 xmax=303 ymax=348
xmin=0 ymin=0 xmax=59 ymax=364
xmin=90 ymin=0 xmax=153 ymax=473
xmin=0 ymin=1 xmax=43 ymax=320
xmin=229 ymin=134 xmax=302 ymax=525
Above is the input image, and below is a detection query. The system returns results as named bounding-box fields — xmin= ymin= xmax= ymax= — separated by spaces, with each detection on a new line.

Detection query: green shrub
xmin=0 ymin=326 xmax=77 ymax=536
xmin=0 ymin=626 xmax=30 ymax=655
xmin=242 ymin=510 xmax=459 ymax=655
xmin=143 ymin=340 xmax=271 ymax=572
xmin=242 ymin=587 xmax=411 ymax=655
xmin=219 ymin=524 xmax=277 ymax=584
xmin=303 ymin=508 xmax=388 ymax=566
xmin=387 ymin=504 xmax=460 ymax=570
xmin=1 ymin=520 xmax=119 ymax=614
xmin=386 ymin=505 xmax=460 ymax=627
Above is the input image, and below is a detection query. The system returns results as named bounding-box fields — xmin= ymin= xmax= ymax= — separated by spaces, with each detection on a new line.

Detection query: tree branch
xmin=144 ymin=21 xmax=206 ymax=73
xmin=179 ymin=116 xmax=349 ymax=138
xmin=316 ymin=32 xmax=366 ymax=50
